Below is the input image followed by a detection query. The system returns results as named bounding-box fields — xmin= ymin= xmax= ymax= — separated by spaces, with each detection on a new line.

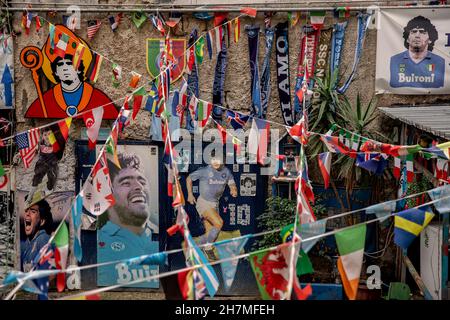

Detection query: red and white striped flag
xmin=318 ymin=152 xmax=331 ymax=189
xmin=87 ymin=20 xmax=102 ymax=40
xmin=15 ymin=128 xmax=40 ymax=169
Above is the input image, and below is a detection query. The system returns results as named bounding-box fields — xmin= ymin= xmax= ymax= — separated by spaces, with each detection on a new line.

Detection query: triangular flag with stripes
xmin=52 ymin=222 xmax=69 ymax=292
xmin=394 ymin=207 xmax=434 ymax=250
xmin=335 ymin=224 xmax=366 ymax=300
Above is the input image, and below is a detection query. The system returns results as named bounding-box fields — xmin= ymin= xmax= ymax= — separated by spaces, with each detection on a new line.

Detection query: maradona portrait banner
xmin=375 ymin=8 xmax=450 ymax=94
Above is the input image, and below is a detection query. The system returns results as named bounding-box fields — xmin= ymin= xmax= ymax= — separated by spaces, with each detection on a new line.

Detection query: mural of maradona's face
xmin=54 ymin=59 xmax=80 ymax=86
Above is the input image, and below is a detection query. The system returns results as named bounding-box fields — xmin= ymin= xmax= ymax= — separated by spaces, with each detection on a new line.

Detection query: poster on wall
xmin=20 ymin=25 xmax=118 ymax=118
xmin=375 ymin=8 xmax=450 ymax=94
xmin=17 ymin=191 xmax=75 ymax=291
xmin=95 ymin=144 xmax=160 ymax=288
xmin=169 ymin=144 xmax=267 ymax=295
xmin=0 ymin=36 xmax=14 ymax=109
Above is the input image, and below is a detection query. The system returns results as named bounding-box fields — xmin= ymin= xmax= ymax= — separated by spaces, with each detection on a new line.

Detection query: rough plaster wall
xmin=12 ymin=9 xmax=450 ymax=192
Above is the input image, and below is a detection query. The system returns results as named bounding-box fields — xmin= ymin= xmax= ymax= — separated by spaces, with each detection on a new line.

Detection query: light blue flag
xmin=150 ymin=113 xmax=180 ymax=142
xmin=185 ymin=231 xmax=220 ymax=297
xmin=428 ymin=185 xmax=450 ymax=214
xmin=71 ymin=194 xmax=83 ymax=262
xmin=366 ymin=200 xmax=396 ymax=222
xmin=215 ymin=235 xmax=250 ymax=291
xmin=150 ymin=113 xmax=163 ymax=141
xmin=299 ymin=220 xmax=327 ymax=253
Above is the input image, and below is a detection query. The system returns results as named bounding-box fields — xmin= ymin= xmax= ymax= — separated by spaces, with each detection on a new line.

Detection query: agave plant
xmin=307 ymin=69 xmax=342 ymax=157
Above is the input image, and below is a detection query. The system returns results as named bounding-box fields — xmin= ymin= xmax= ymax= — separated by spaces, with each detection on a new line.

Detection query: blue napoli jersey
xmin=390 ymin=50 xmax=445 ymax=88
xmin=97 ymin=221 xmax=159 ymax=288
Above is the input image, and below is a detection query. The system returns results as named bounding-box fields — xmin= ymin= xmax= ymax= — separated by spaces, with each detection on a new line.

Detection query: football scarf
xmin=260 ymin=27 xmax=275 ymax=119
xmin=212 ymin=23 xmax=228 ymax=122
xmin=330 ymin=21 xmax=347 ymax=85
xmin=275 ymin=21 xmax=294 ymax=126
xmin=293 ymin=25 xmax=319 ymax=121
xmin=311 ymin=28 xmax=333 ymax=103
xmin=246 ymin=25 xmax=262 ymax=118
xmin=336 ymin=13 xmax=372 ymax=94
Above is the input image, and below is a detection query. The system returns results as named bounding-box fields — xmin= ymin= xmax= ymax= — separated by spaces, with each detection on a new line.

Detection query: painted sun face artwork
xmin=20 ymin=25 xmax=118 ymax=119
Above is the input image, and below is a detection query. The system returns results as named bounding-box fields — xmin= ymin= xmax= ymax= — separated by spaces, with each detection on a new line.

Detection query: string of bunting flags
xmin=4 ymin=5 xmax=450 ymax=301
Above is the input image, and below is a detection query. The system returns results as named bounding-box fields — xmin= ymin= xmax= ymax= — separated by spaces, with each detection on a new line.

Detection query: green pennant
xmin=297 ymin=249 xmax=314 ymax=276
xmin=195 ymin=37 xmax=205 ymax=64
xmin=132 ymin=12 xmax=147 ymax=29
xmin=0 ymin=159 xmax=5 ymax=177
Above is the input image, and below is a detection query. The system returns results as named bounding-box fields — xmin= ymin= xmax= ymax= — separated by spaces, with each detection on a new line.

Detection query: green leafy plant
xmin=255 ymin=196 xmax=327 ymax=249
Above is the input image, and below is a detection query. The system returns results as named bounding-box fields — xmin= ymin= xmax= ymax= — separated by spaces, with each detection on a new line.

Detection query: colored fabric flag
xmin=0 ymin=159 xmax=4 ymax=177
xmin=422 ymin=141 xmax=450 ymax=160
xmin=145 ymin=83 xmax=160 ymax=114
xmin=393 ymin=157 xmax=402 ymax=179
xmin=206 ymin=31 xmax=213 ymax=60
xmin=250 ymin=244 xmax=312 ymax=300
xmin=356 ymin=152 xmax=389 ymax=175
xmin=287 ymin=12 xmax=300 ymax=27
xmin=366 ymin=201 xmax=396 ymax=223
xmin=406 ymin=154 xmax=414 ymax=183
xmin=82 ymin=151 xmax=115 ymax=216
xmin=334 ymin=7 xmax=350 ymax=19
xmin=216 ymin=236 xmax=249 ymax=291
xmin=89 ymin=53 xmax=103 ymax=83
xmin=428 ymin=185 xmax=450 ymax=214
xmin=49 ymin=23 xmax=56 ymax=49
xmin=320 ymin=134 xmax=350 ymax=154
xmin=234 ymin=18 xmax=241 ymax=43
xmin=240 ymin=7 xmax=257 ymax=18
xmin=310 ymin=11 xmax=326 ymax=29
xmin=394 ymin=207 xmax=435 ymax=250
xmin=72 ymin=43 xmax=85 ymax=71
xmin=280 ymin=224 xmax=314 ymax=276
xmin=196 ymin=100 xmax=212 ymax=129
xmin=215 ymin=25 xmax=223 ymax=54
xmin=109 ymin=13 xmax=122 ymax=32
xmin=195 ymin=36 xmax=205 ymax=64
xmin=111 ymin=63 xmax=122 ymax=88
xmin=52 ymin=222 xmax=69 ymax=292
xmin=335 ymin=224 xmax=366 ymax=300
xmin=83 ymin=107 xmax=103 ymax=150
xmin=150 ymin=14 xmax=166 ymax=36
xmin=299 ymin=220 xmax=327 ymax=253
xmin=48 ymin=118 xmax=72 ymax=153
xmin=131 ymin=86 xmax=147 ymax=121
xmin=178 ymin=269 xmax=195 ymax=300
xmin=87 ymin=20 xmax=102 ymax=40
xmin=288 ymin=117 xmax=309 ymax=145
xmin=22 ymin=12 xmax=32 ymax=35
xmin=248 ymin=118 xmax=270 ymax=165
xmin=65 ymin=15 xmax=77 ymax=31
xmin=71 ymin=194 xmax=83 ymax=262
xmin=35 ymin=16 xmax=42 ymax=33
xmin=15 ymin=128 xmax=40 ymax=169
xmin=183 ymin=229 xmax=220 ymax=297
xmin=166 ymin=12 xmax=182 ymax=28
xmin=318 ymin=152 xmax=331 ymax=189
xmin=129 ymin=72 xmax=142 ymax=88
xmin=226 ymin=110 xmax=249 ymax=130
xmin=54 ymin=33 xmax=69 ymax=58
xmin=132 ymin=12 xmax=147 ymax=29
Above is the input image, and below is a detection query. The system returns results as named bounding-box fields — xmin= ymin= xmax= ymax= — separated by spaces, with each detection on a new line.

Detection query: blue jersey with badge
xmin=188 ymin=165 xmax=236 ymax=202
xmin=97 ymin=221 xmax=159 ymax=288
xmin=390 ymin=50 xmax=445 ymax=88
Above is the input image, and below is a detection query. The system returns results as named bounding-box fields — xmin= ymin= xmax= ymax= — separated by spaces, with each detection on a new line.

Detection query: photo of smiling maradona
xmin=100 ymin=153 xmax=158 ymax=238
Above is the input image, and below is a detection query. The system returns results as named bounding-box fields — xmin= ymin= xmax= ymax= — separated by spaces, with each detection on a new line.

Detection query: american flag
xmin=15 ymin=128 xmax=40 ymax=168
xmin=87 ymin=20 xmax=102 ymax=40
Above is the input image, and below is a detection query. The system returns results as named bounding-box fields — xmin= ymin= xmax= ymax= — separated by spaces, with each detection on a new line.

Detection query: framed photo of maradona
xmin=375 ymin=8 xmax=450 ymax=94
xmin=95 ymin=144 xmax=160 ymax=288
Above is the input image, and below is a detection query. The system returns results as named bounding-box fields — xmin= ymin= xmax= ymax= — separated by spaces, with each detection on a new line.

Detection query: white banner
xmin=375 ymin=8 xmax=450 ymax=94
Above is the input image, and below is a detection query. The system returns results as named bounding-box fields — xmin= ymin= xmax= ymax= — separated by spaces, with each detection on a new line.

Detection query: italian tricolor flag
xmin=53 ymin=222 xmax=69 ymax=293
xmin=197 ymin=100 xmax=212 ymax=129
xmin=335 ymin=224 xmax=366 ymax=300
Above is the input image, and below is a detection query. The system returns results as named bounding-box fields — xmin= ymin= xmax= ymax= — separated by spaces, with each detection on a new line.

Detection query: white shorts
xmin=195 ymin=196 xmax=218 ymax=217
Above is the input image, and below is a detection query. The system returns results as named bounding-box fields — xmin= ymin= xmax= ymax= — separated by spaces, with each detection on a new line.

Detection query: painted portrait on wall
xmin=20 ymin=24 xmax=118 ymax=119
